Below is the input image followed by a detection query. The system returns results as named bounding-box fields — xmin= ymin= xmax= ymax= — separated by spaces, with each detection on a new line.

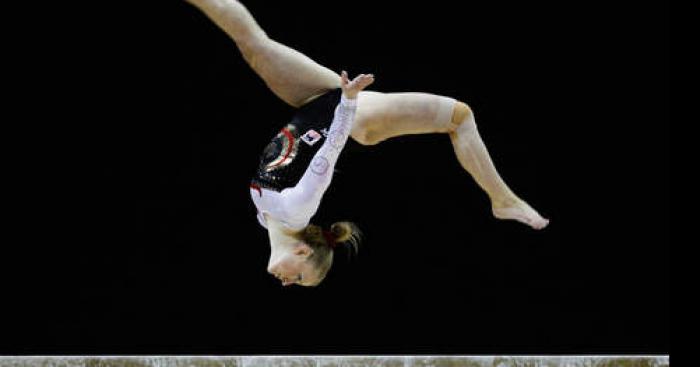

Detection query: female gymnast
xmin=185 ymin=0 xmax=550 ymax=287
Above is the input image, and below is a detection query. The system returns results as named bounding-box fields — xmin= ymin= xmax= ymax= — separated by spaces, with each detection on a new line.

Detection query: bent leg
xmin=187 ymin=0 xmax=340 ymax=107
xmin=447 ymin=105 xmax=549 ymax=229
xmin=351 ymin=91 xmax=549 ymax=230
xmin=349 ymin=91 xmax=459 ymax=145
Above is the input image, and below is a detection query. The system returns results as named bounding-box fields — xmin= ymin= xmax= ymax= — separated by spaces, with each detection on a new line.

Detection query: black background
xmin=3 ymin=0 xmax=668 ymax=355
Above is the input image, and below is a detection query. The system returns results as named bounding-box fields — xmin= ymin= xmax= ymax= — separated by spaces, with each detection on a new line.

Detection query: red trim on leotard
xmin=267 ymin=128 xmax=295 ymax=169
xmin=250 ymin=183 xmax=262 ymax=197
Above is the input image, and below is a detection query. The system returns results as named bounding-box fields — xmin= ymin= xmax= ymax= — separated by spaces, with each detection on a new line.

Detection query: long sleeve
xmin=281 ymin=94 xmax=358 ymax=225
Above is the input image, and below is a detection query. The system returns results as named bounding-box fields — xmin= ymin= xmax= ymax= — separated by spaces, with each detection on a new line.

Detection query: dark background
xmin=4 ymin=0 xmax=668 ymax=355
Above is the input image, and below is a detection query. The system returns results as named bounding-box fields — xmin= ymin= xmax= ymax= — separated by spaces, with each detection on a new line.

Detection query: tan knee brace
xmin=448 ymin=101 xmax=472 ymax=133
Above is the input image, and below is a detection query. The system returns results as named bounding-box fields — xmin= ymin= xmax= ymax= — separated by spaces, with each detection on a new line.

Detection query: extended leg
xmin=186 ymin=0 xmax=340 ymax=107
xmin=350 ymin=91 xmax=549 ymax=230
xmin=448 ymin=103 xmax=549 ymax=229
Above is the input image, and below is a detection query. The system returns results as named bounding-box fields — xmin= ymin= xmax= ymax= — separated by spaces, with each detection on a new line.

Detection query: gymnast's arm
xmin=282 ymin=72 xmax=374 ymax=220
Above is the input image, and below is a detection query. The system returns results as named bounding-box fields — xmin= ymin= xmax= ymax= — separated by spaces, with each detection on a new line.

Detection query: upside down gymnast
xmin=185 ymin=0 xmax=550 ymax=287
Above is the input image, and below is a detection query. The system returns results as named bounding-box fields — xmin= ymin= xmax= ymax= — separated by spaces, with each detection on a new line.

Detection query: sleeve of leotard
xmin=282 ymin=94 xmax=358 ymax=223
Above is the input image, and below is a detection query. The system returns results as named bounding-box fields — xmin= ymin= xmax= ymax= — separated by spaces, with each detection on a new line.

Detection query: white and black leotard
xmin=249 ymin=88 xmax=357 ymax=230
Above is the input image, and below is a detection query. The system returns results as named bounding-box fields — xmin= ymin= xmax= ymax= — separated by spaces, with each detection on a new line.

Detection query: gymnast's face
xmin=267 ymin=243 xmax=319 ymax=287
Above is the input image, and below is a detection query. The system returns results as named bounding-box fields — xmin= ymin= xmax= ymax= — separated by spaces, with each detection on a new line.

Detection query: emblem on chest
xmin=264 ymin=124 xmax=300 ymax=172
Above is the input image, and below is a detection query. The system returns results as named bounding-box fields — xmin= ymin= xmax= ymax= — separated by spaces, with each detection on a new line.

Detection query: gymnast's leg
xmin=185 ymin=0 xmax=340 ymax=107
xmin=350 ymin=91 xmax=549 ymax=230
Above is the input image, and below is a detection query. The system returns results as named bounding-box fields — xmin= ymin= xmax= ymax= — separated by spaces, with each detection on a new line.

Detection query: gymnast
xmin=185 ymin=0 xmax=550 ymax=287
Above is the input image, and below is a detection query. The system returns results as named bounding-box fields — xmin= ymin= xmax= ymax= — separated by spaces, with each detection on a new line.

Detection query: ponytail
xmin=293 ymin=221 xmax=364 ymax=273
xmin=300 ymin=221 xmax=362 ymax=251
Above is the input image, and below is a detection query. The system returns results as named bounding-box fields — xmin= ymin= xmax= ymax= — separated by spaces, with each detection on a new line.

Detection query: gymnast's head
xmin=266 ymin=221 xmax=363 ymax=287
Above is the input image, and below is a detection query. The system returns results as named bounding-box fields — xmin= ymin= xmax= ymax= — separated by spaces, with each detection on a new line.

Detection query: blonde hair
xmin=291 ymin=221 xmax=363 ymax=283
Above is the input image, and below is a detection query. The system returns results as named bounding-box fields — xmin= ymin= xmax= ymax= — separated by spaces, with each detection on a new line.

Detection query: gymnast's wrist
xmin=340 ymin=94 xmax=358 ymax=107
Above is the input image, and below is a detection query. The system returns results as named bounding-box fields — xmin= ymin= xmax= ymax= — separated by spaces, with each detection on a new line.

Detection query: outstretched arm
xmin=283 ymin=72 xmax=375 ymax=223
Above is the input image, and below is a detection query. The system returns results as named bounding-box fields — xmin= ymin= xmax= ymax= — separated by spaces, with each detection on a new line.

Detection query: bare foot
xmin=492 ymin=196 xmax=550 ymax=230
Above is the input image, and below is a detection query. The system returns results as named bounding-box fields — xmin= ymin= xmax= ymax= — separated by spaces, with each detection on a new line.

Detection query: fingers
xmin=351 ymin=74 xmax=374 ymax=90
xmin=357 ymin=74 xmax=375 ymax=87
xmin=341 ymin=71 xmax=374 ymax=84
xmin=344 ymin=73 xmax=374 ymax=86
xmin=340 ymin=71 xmax=375 ymax=98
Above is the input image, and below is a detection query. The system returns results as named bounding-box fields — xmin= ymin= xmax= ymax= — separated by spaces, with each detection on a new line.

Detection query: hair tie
xmin=322 ymin=229 xmax=338 ymax=248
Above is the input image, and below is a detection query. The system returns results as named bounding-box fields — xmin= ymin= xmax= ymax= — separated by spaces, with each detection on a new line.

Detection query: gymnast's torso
xmin=249 ymin=88 xmax=357 ymax=230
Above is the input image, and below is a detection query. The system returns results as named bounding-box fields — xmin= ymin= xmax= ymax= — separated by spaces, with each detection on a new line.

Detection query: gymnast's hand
xmin=340 ymin=70 xmax=374 ymax=99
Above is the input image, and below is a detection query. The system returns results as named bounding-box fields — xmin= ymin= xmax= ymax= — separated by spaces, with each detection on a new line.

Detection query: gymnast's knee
xmin=447 ymin=101 xmax=475 ymax=134
xmin=237 ymin=32 xmax=270 ymax=63
xmin=351 ymin=127 xmax=384 ymax=146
